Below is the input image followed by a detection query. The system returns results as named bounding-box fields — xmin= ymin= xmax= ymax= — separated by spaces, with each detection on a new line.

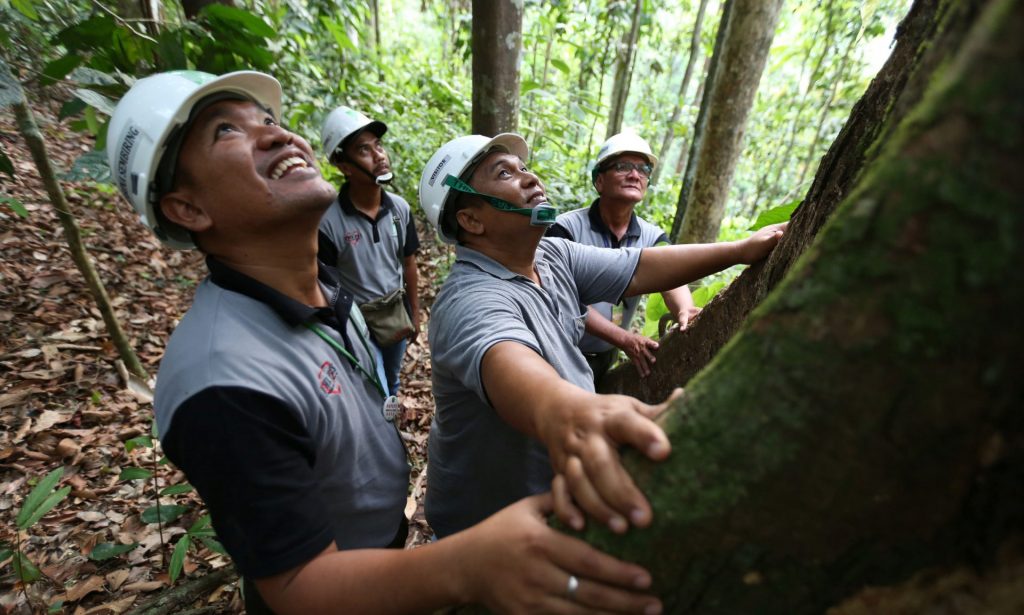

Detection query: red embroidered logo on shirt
xmin=344 ymin=230 xmax=361 ymax=246
xmin=318 ymin=361 xmax=343 ymax=395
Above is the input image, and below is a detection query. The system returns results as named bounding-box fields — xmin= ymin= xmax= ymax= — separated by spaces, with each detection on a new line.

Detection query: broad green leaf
xmin=642 ymin=293 xmax=669 ymax=338
xmin=521 ymin=79 xmax=542 ymax=94
xmin=0 ymin=197 xmax=27 ymax=218
xmin=47 ymin=600 xmax=64 ymax=614
xmin=64 ymin=150 xmax=111 ymax=183
xmin=0 ymin=547 xmax=13 ymax=563
xmin=118 ymin=467 xmax=152 ymax=481
xmin=11 ymin=0 xmax=39 ymax=20
xmin=141 ymin=504 xmax=190 ymax=524
xmin=16 ymin=468 xmax=63 ymax=529
xmin=124 ymin=435 xmax=153 ymax=453
xmin=169 ymin=534 xmax=191 ymax=583
xmin=58 ymin=97 xmax=87 ymax=120
xmin=159 ymin=483 xmax=193 ymax=496
xmin=0 ymin=149 xmax=14 ymax=178
xmin=199 ymin=536 xmax=228 ymax=556
xmin=88 ymin=542 xmax=139 ymax=561
xmin=74 ymin=89 xmax=116 ymax=116
xmin=748 ymin=199 xmax=800 ymax=231
xmin=56 ymin=15 xmax=116 ymax=50
xmin=19 ymin=486 xmax=71 ymax=529
xmin=203 ymin=4 xmax=275 ymax=38
xmin=692 ymin=281 xmax=726 ymax=308
xmin=187 ymin=514 xmax=213 ymax=535
xmin=41 ymin=55 xmax=83 ymax=86
xmin=550 ymin=59 xmax=570 ymax=74
xmin=12 ymin=551 xmax=41 ymax=583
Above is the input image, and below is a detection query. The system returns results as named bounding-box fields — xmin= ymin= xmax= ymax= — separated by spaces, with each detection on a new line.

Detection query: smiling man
xmin=318 ymin=106 xmax=420 ymax=397
xmin=107 ymin=71 xmax=665 ymax=615
xmin=419 ymin=134 xmax=786 ymax=539
xmin=547 ymin=132 xmax=698 ymax=384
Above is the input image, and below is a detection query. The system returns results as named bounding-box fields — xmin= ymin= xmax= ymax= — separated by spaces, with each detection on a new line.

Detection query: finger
xmin=541 ymin=530 xmax=655 ymax=595
xmin=606 ymin=400 xmax=671 ymax=461
xmin=563 ymin=455 xmax=628 ymax=533
xmin=552 ymin=474 xmax=585 ymax=531
xmin=571 ymin=577 xmax=663 ymax=615
xmin=575 ymin=436 xmax=652 ymax=528
xmin=632 ymin=352 xmax=651 ymax=378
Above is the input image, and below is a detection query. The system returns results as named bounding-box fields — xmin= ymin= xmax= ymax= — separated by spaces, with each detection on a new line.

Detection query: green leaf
xmin=17 ymin=468 xmax=63 ymax=529
xmin=199 ymin=536 xmax=227 ymax=556
xmin=58 ymin=97 xmax=87 ymax=120
xmin=118 ymin=467 xmax=152 ymax=481
xmin=748 ymin=199 xmax=800 ymax=231
xmin=642 ymin=293 xmax=669 ymax=338
xmin=41 ymin=55 xmax=83 ymax=86
xmin=187 ymin=514 xmax=213 ymax=535
xmin=88 ymin=542 xmax=139 ymax=561
xmin=47 ymin=600 xmax=64 ymax=614
xmin=11 ymin=0 xmax=39 ymax=20
xmin=692 ymin=281 xmax=726 ymax=308
xmin=0 ymin=547 xmax=13 ymax=563
xmin=141 ymin=504 xmax=190 ymax=524
xmin=20 ymin=486 xmax=71 ymax=529
xmin=74 ymin=88 xmax=116 ymax=116
xmin=0 ymin=196 xmax=26 ymax=218
xmin=160 ymin=483 xmax=193 ymax=496
xmin=203 ymin=4 xmax=275 ymax=38
xmin=63 ymin=150 xmax=111 ymax=183
xmin=12 ymin=551 xmax=41 ymax=583
xmin=0 ymin=148 xmax=15 ymax=177
xmin=550 ymin=59 xmax=570 ymax=74
xmin=521 ymin=78 xmax=542 ymax=94
xmin=169 ymin=534 xmax=191 ymax=584
xmin=124 ymin=435 xmax=153 ymax=453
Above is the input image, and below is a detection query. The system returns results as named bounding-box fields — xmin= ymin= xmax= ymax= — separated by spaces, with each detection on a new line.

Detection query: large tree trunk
xmin=605 ymin=0 xmax=644 ymax=138
xmin=669 ymin=0 xmax=732 ymax=243
xmin=586 ymin=0 xmax=1023 ymax=612
xmin=471 ymin=0 xmax=522 ymax=135
xmin=676 ymin=0 xmax=784 ymax=244
xmin=651 ymin=0 xmax=709 ymax=186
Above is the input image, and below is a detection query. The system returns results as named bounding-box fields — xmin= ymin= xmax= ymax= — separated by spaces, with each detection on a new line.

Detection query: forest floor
xmin=0 ymin=93 xmax=447 ymax=614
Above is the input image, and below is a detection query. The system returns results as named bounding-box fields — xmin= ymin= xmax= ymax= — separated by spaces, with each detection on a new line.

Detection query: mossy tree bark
xmin=586 ymin=0 xmax=1023 ymax=612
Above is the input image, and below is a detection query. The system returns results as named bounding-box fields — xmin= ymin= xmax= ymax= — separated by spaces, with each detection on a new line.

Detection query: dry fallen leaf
xmin=66 ymin=575 xmax=107 ymax=602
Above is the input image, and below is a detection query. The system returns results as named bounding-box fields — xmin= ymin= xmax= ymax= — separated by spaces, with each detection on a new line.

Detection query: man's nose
xmin=258 ymin=124 xmax=294 ymax=149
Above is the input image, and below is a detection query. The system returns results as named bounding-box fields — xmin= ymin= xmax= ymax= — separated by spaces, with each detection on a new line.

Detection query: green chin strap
xmin=444 ymin=174 xmax=558 ymax=226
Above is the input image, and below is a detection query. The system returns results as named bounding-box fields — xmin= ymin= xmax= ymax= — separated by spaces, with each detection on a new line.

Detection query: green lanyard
xmin=306 ymin=321 xmax=386 ymax=399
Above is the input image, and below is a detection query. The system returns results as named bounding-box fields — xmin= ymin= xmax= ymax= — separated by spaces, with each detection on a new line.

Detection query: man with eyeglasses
xmin=547 ymin=132 xmax=699 ymax=384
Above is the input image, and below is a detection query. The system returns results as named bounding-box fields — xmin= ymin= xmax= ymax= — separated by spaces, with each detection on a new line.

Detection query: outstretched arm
xmin=625 ymin=223 xmax=787 ymax=297
xmin=482 ymin=341 xmax=676 ymax=533
xmin=256 ymin=494 xmax=662 ymax=615
xmin=661 ymin=285 xmax=700 ymax=331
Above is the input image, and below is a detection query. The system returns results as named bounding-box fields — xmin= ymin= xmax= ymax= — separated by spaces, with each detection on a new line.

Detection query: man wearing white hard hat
xmin=319 ymin=106 xmax=420 ymax=396
xmin=420 ymin=133 xmax=786 ymax=539
xmin=108 ymin=71 xmax=663 ymax=615
xmin=548 ymin=132 xmax=698 ymax=384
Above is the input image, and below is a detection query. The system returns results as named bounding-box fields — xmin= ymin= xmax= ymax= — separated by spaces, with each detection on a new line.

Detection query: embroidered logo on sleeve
xmin=318 ymin=361 xmax=343 ymax=395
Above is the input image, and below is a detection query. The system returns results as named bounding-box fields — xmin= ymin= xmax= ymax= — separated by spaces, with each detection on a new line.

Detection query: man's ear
xmin=594 ymin=172 xmax=605 ymax=195
xmin=455 ymin=206 xmax=485 ymax=237
xmin=159 ymin=189 xmax=212 ymax=234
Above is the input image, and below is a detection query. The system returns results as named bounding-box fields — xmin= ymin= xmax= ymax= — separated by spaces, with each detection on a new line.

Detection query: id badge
xmin=382 ymin=395 xmax=401 ymax=422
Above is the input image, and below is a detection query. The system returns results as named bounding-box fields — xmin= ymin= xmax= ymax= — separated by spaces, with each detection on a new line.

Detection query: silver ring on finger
xmin=566 ymin=574 xmax=579 ymax=601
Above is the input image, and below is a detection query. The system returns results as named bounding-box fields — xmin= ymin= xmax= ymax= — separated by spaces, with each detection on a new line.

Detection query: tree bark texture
xmin=603 ymin=0 xmax=952 ymax=403
xmin=471 ymin=0 xmax=522 ymax=135
xmin=652 ymin=0 xmax=709 ymax=186
xmin=676 ymin=0 xmax=784 ymax=245
xmin=4 ymin=61 xmax=148 ymax=380
xmin=605 ymin=0 xmax=644 ymax=139
xmin=587 ymin=1 xmax=1023 ymax=612
xmin=670 ymin=0 xmax=733 ymax=243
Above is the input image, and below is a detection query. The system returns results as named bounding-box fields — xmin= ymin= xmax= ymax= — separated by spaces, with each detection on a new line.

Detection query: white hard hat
xmin=106 ymin=70 xmax=282 ymax=249
xmin=592 ymin=131 xmax=658 ymax=184
xmin=320 ymin=106 xmax=387 ymax=161
xmin=419 ymin=133 xmax=528 ymax=244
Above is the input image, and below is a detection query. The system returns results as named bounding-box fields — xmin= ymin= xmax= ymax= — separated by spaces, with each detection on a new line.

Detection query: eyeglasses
xmin=602 ymin=161 xmax=653 ymax=178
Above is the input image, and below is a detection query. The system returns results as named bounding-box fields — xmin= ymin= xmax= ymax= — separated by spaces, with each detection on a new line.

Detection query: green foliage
xmin=1 ymin=196 xmax=28 ymax=218
xmin=17 ymin=468 xmax=70 ymax=530
xmin=749 ymin=199 xmax=800 ymax=230
xmin=88 ymin=541 xmax=139 ymax=561
xmin=141 ymin=504 xmax=190 ymax=524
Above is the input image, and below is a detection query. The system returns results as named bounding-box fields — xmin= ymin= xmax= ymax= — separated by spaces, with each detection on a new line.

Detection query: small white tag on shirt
xmin=382 ymin=395 xmax=402 ymax=422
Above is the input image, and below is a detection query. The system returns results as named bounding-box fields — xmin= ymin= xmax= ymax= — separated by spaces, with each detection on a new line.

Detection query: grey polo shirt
xmin=547 ymin=199 xmax=668 ymax=353
xmin=426 ymin=237 xmax=641 ymax=537
xmin=155 ymin=257 xmax=409 ymax=578
xmin=318 ymin=184 xmax=420 ymax=305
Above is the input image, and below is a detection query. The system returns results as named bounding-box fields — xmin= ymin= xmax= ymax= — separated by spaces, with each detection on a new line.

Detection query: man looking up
xmin=319 ymin=106 xmax=420 ymax=396
xmin=419 ymin=134 xmax=786 ymax=539
xmin=548 ymin=132 xmax=698 ymax=384
xmin=107 ymin=71 xmax=663 ymax=615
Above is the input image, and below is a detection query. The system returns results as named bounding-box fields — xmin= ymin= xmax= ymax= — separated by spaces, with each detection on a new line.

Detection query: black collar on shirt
xmin=587 ymin=198 xmax=641 ymax=248
xmin=206 ymin=255 xmax=356 ymax=349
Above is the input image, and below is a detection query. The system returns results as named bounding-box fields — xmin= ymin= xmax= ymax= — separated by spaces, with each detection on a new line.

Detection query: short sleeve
xmin=161 ymin=386 xmax=334 ymax=579
xmin=543 ymin=238 xmax=641 ymax=307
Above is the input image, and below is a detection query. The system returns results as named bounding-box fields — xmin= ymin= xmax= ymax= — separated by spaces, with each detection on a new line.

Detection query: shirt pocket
xmin=560 ymin=306 xmax=588 ymax=344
